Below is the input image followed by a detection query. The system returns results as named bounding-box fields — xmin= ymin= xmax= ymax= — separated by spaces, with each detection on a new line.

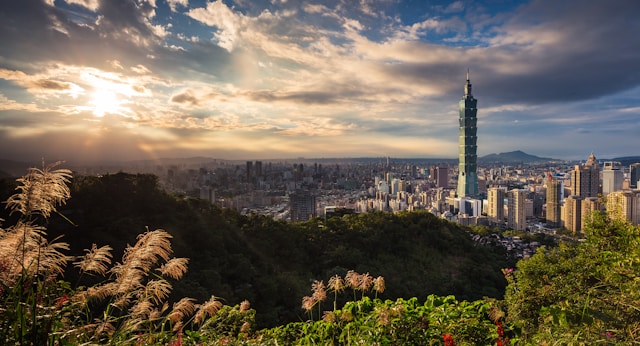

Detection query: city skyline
xmin=1 ymin=0 xmax=639 ymax=164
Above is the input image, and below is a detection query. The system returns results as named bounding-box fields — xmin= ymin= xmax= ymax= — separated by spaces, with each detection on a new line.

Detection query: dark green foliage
xmin=259 ymin=296 xmax=500 ymax=345
xmin=1 ymin=173 xmax=510 ymax=329
xmin=504 ymin=211 xmax=640 ymax=343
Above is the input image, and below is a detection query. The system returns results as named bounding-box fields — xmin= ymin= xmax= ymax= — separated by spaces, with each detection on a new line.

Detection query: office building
xmin=457 ymin=70 xmax=479 ymax=198
xmin=436 ymin=166 xmax=449 ymax=188
xmin=571 ymin=152 xmax=599 ymax=198
xmin=290 ymin=190 xmax=316 ymax=222
xmin=602 ymin=161 xmax=623 ymax=195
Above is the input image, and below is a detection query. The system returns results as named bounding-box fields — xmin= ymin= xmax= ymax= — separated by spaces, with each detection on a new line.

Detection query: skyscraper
xmin=546 ymin=174 xmax=562 ymax=227
xmin=571 ymin=152 xmax=599 ymax=198
xmin=630 ymin=163 xmax=640 ymax=189
xmin=457 ymin=70 xmax=479 ymax=198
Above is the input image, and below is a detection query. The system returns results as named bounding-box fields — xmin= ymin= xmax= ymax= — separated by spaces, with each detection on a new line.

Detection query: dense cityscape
xmin=2 ymin=71 xmax=638 ymax=248
xmin=51 ymin=73 xmax=638 ymax=237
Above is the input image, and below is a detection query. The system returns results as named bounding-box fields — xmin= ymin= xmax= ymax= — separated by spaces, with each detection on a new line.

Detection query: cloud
xmin=166 ymin=0 xmax=188 ymax=12
xmin=1 ymin=0 xmax=639 ymax=162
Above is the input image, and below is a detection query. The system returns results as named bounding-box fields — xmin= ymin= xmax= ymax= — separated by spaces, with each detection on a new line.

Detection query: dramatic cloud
xmin=0 ymin=0 xmax=639 ymax=163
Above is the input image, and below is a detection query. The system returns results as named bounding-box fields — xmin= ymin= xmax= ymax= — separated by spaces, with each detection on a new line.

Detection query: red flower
xmin=496 ymin=321 xmax=505 ymax=338
xmin=55 ymin=294 xmax=69 ymax=308
xmin=443 ymin=333 xmax=455 ymax=346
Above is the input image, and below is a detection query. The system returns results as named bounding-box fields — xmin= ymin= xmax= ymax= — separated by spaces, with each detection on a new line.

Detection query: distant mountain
xmin=479 ymin=150 xmax=554 ymax=163
xmin=610 ymin=156 xmax=640 ymax=166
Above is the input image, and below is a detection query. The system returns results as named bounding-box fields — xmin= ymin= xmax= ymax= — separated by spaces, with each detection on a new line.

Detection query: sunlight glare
xmin=91 ymin=89 xmax=120 ymax=117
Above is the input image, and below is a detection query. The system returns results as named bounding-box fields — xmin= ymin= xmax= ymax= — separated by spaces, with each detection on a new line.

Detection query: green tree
xmin=504 ymin=210 xmax=640 ymax=343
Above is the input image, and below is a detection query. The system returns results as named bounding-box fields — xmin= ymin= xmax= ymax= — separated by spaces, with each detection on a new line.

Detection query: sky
xmin=0 ymin=0 xmax=639 ymax=163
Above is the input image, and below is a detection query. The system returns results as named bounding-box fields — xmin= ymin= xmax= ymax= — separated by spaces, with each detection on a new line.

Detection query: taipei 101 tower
xmin=457 ymin=70 xmax=479 ymax=198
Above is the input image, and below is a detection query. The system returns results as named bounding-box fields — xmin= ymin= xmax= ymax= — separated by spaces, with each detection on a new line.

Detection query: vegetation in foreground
xmin=1 ymin=163 xmax=639 ymax=344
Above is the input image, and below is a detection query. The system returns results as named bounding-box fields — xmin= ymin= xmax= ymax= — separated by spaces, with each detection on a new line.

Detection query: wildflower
xmin=443 ymin=333 xmax=455 ymax=346
xmin=373 ymin=276 xmax=385 ymax=294
xmin=239 ymin=299 xmax=251 ymax=312
xmin=55 ymin=293 xmax=69 ymax=308
xmin=328 ymin=274 xmax=345 ymax=293
xmin=301 ymin=296 xmax=315 ymax=312
xmin=360 ymin=272 xmax=373 ymax=292
xmin=322 ymin=311 xmax=336 ymax=323
xmin=311 ymin=280 xmax=326 ymax=302
xmin=345 ymin=270 xmax=360 ymax=290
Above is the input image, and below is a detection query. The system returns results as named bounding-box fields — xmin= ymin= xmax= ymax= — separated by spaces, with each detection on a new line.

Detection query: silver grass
xmin=141 ymin=279 xmax=172 ymax=305
xmin=157 ymin=257 xmax=189 ymax=280
xmin=168 ymin=297 xmax=197 ymax=324
xmin=6 ymin=161 xmax=71 ymax=218
xmin=74 ymin=244 xmax=113 ymax=276
xmin=194 ymin=295 xmax=222 ymax=324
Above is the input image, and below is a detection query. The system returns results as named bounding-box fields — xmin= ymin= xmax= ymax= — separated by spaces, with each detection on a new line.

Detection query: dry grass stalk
xmin=157 ymin=257 xmax=189 ymax=280
xmin=0 ymin=222 xmax=70 ymax=285
xmin=74 ymin=244 xmax=113 ymax=276
xmin=6 ymin=161 xmax=71 ymax=218
xmin=141 ymin=279 xmax=172 ymax=305
xmin=194 ymin=295 xmax=223 ymax=324
xmin=130 ymin=299 xmax=153 ymax=319
xmin=168 ymin=297 xmax=197 ymax=324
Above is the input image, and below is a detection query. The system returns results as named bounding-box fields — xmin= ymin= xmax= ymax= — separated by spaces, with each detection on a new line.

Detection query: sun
xmin=90 ymin=89 xmax=120 ymax=117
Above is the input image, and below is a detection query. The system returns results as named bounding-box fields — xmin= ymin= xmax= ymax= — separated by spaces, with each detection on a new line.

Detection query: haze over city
xmin=1 ymin=0 xmax=639 ymax=164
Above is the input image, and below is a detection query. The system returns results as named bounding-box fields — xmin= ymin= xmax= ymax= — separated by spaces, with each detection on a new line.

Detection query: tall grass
xmin=0 ymin=162 xmax=250 ymax=345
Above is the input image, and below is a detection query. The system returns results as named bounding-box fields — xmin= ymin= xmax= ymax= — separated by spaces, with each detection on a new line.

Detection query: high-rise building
xmin=246 ymin=161 xmax=253 ymax=182
xmin=436 ymin=166 xmax=449 ymax=188
xmin=290 ymin=190 xmax=316 ymax=222
xmin=487 ymin=187 xmax=505 ymax=225
xmin=562 ymin=195 xmax=583 ymax=234
xmin=457 ymin=70 xmax=479 ymax=198
xmin=571 ymin=152 xmax=599 ymax=198
xmin=546 ymin=174 xmax=562 ymax=227
xmin=602 ymin=161 xmax=623 ymax=195
xmin=606 ymin=190 xmax=640 ymax=225
xmin=507 ymin=189 xmax=526 ymax=231
xmin=630 ymin=163 xmax=640 ymax=189
xmin=255 ymin=161 xmax=263 ymax=178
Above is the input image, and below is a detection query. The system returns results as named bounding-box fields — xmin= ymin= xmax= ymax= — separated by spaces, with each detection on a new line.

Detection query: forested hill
xmin=0 ymin=173 xmax=511 ymax=328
